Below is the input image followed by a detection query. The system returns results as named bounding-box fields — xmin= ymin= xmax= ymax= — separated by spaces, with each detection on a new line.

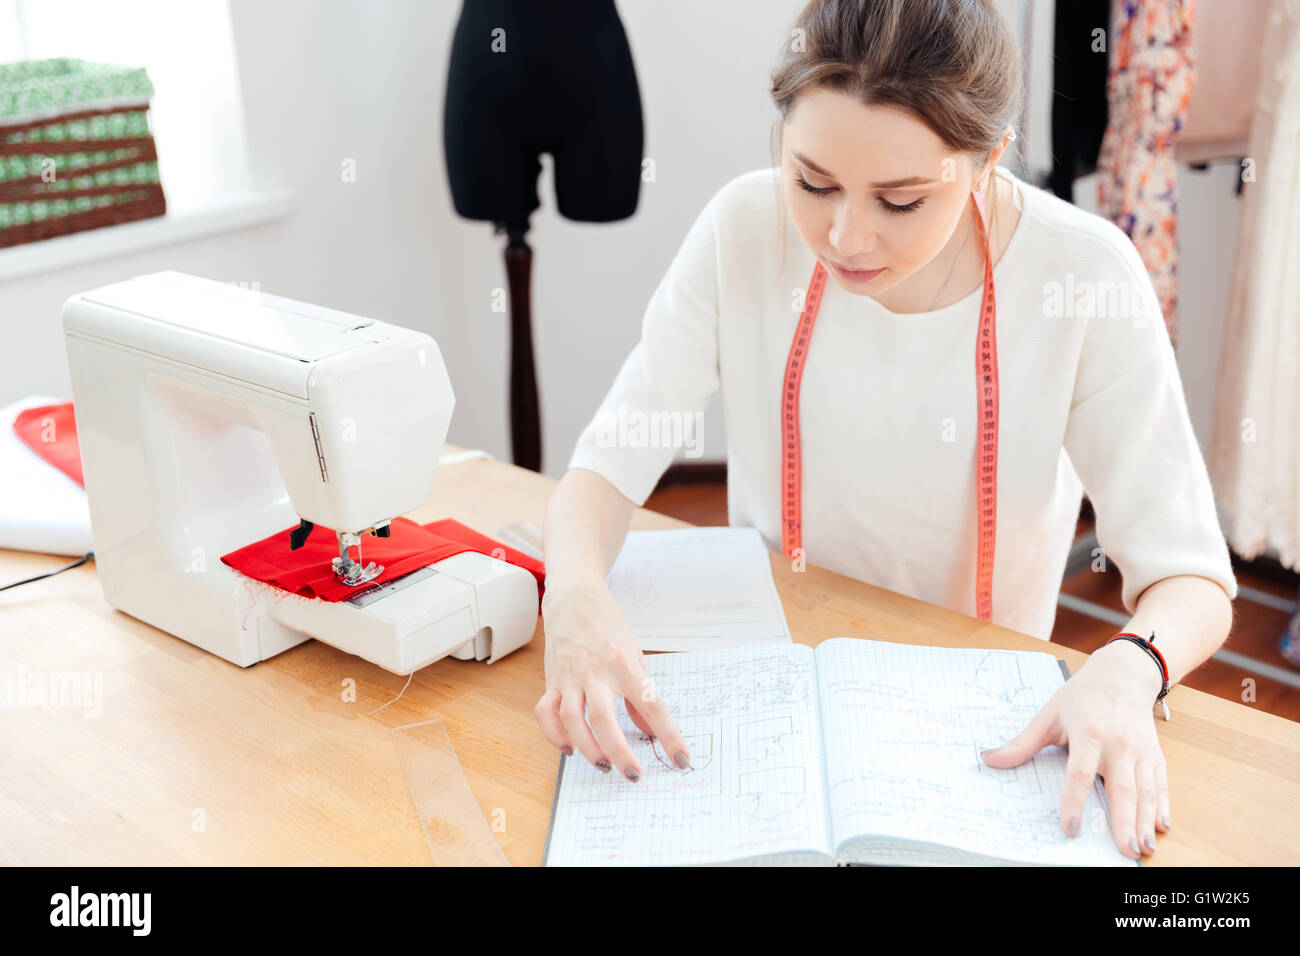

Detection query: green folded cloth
xmin=0 ymin=58 xmax=154 ymax=123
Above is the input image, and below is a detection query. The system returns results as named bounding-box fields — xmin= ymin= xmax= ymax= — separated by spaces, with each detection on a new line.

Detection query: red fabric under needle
xmin=221 ymin=516 xmax=545 ymax=605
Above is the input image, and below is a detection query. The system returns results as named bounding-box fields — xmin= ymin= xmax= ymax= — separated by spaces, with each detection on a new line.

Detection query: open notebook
xmin=543 ymin=639 xmax=1139 ymax=866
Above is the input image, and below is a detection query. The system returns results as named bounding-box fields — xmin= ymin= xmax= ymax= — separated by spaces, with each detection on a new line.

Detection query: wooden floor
xmin=645 ymin=480 xmax=1300 ymax=724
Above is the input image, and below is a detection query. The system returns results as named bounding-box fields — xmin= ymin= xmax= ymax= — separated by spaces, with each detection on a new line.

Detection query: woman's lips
xmin=826 ymin=260 xmax=885 ymax=282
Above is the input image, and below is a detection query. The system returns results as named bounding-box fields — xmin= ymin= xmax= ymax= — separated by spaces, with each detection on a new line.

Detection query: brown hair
xmin=768 ymin=0 xmax=1024 ymax=279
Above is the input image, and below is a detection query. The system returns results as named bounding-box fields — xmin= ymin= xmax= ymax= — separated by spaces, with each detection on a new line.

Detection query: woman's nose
xmin=828 ymin=202 xmax=878 ymax=259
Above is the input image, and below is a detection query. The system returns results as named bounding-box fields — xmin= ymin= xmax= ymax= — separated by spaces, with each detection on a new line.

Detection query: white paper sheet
xmin=606 ymin=526 xmax=793 ymax=651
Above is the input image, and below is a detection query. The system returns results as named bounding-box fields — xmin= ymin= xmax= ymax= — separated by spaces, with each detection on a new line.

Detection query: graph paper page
xmin=817 ymin=638 xmax=1135 ymax=866
xmin=544 ymin=643 xmax=832 ymax=866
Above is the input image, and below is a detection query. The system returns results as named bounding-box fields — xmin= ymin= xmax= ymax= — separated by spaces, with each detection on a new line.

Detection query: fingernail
xmin=1128 ymin=835 xmax=1140 ymax=856
xmin=674 ymin=750 xmax=692 ymax=769
xmin=1067 ymin=817 xmax=1080 ymax=837
xmin=1160 ymin=815 xmax=1171 ymax=829
xmin=980 ymin=749 xmax=994 ymax=758
xmin=625 ymin=768 xmax=640 ymax=783
xmin=1143 ymin=834 xmax=1156 ymax=852
xmin=561 ymin=745 xmax=573 ymax=756
xmin=596 ymin=758 xmax=611 ymax=773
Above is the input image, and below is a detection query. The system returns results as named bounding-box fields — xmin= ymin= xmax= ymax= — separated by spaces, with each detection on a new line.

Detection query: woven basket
xmin=0 ymin=57 xmax=166 ymax=248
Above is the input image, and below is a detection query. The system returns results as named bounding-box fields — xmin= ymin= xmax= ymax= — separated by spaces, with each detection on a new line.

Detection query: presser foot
xmin=333 ymin=531 xmax=385 ymax=587
xmin=332 ymin=556 xmax=384 ymax=587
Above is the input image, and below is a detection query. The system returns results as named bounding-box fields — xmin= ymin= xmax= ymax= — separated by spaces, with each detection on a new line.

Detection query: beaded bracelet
xmin=1106 ymin=630 xmax=1172 ymax=720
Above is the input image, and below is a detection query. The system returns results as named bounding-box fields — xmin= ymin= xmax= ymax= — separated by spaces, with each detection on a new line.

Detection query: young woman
xmin=534 ymin=0 xmax=1237 ymax=861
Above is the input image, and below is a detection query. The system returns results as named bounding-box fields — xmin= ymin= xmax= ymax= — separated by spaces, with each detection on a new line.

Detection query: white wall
xmin=0 ymin=0 xmax=1241 ymax=483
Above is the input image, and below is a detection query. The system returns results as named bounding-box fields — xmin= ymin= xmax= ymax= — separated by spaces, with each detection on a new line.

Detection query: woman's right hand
xmin=534 ymin=579 xmax=692 ymax=781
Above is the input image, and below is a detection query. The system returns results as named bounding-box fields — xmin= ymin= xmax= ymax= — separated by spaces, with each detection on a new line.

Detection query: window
xmin=1 ymin=0 xmax=255 ymax=212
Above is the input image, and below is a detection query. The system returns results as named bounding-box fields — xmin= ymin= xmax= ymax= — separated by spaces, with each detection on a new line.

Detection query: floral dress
xmin=1096 ymin=0 xmax=1197 ymax=349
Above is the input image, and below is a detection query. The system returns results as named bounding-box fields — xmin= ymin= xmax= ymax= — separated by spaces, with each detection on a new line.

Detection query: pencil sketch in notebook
xmin=604 ymin=527 xmax=793 ymax=652
xmin=818 ymin=640 xmax=1124 ymax=865
xmin=544 ymin=644 xmax=828 ymax=866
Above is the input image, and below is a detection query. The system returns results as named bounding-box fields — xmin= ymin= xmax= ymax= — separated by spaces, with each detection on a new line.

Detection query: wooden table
xmin=2 ymin=445 xmax=1297 ymax=865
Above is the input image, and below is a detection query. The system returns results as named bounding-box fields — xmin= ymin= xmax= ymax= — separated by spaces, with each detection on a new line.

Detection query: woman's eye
xmin=794 ymin=172 xmax=834 ymax=197
xmin=794 ymin=173 xmax=926 ymax=214
xmin=878 ymin=197 xmax=926 ymax=215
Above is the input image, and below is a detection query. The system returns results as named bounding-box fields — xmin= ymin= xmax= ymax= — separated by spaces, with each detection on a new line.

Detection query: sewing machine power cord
xmin=0 ymin=551 xmax=94 ymax=592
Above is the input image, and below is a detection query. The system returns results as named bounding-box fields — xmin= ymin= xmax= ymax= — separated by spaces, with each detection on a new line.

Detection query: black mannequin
xmin=444 ymin=0 xmax=644 ymax=471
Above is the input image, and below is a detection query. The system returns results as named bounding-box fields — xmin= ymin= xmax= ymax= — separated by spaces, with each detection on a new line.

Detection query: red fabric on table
xmin=220 ymin=516 xmax=545 ymax=605
xmin=422 ymin=517 xmax=545 ymax=602
xmin=12 ymin=402 xmax=84 ymax=487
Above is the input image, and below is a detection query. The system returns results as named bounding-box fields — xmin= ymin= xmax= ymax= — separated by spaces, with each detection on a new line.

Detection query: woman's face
xmin=781 ymin=86 xmax=983 ymax=298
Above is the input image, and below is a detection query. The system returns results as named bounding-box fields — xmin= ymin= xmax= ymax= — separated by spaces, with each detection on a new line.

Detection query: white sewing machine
xmin=62 ymin=271 xmax=537 ymax=674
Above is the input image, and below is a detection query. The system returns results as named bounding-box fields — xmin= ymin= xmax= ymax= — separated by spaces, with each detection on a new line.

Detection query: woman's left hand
xmin=979 ymin=639 xmax=1170 ymax=860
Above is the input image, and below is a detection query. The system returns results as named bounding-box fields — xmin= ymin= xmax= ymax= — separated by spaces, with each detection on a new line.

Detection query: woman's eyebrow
xmin=793 ymin=151 xmax=936 ymax=189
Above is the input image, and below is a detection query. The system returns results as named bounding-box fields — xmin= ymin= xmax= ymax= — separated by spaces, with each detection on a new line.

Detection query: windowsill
xmin=0 ymin=188 xmax=293 ymax=283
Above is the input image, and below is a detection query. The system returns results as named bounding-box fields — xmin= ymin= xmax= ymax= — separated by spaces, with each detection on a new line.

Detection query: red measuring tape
xmin=780 ymin=189 xmax=1000 ymax=621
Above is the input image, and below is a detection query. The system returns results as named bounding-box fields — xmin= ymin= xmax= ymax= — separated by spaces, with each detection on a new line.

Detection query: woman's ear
xmin=974 ymin=127 xmax=1016 ymax=193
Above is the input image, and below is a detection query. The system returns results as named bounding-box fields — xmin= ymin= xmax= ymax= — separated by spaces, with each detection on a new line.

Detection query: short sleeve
xmin=1062 ymin=236 xmax=1238 ymax=614
xmin=566 ymin=194 xmax=723 ymax=507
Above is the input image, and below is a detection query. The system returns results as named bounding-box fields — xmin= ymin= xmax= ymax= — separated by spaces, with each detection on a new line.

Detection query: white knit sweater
xmin=567 ymin=165 xmax=1238 ymax=640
